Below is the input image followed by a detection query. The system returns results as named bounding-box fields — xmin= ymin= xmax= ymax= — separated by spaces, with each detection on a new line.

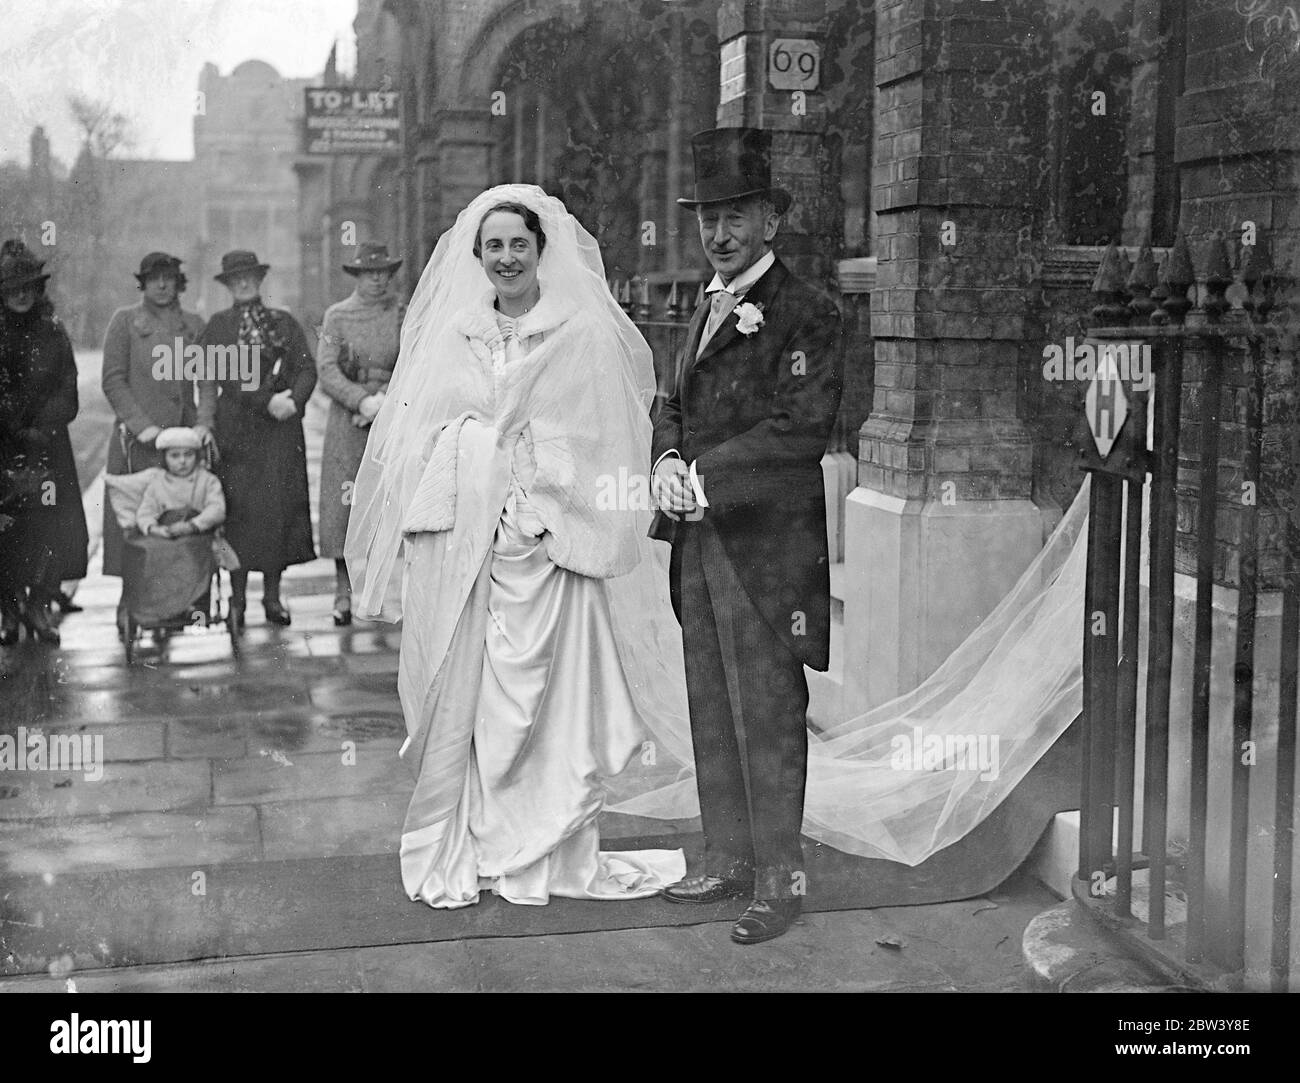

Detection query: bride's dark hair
xmin=472 ymin=202 xmax=547 ymax=259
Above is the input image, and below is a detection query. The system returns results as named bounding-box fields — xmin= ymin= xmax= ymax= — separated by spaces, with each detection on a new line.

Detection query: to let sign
xmin=768 ymin=38 xmax=820 ymax=91
xmin=304 ymin=88 xmax=402 ymax=155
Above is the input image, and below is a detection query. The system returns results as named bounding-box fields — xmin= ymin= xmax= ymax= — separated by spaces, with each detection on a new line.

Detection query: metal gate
xmin=1078 ymin=231 xmax=1297 ymax=991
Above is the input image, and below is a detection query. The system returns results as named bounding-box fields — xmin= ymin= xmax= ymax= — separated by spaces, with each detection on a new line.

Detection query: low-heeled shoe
xmin=264 ymin=601 xmax=291 ymax=626
xmin=730 ymin=898 xmax=802 ymax=945
xmin=659 ymin=874 xmax=753 ymax=905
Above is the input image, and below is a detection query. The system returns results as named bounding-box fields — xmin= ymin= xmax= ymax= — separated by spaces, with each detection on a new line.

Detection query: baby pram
xmin=103 ymin=441 xmax=241 ymax=664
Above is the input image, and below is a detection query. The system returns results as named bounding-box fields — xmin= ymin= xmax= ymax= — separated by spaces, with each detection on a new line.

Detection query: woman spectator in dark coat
xmin=198 ymin=250 xmax=316 ymax=632
xmin=0 ymin=240 xmax=88 ymax=646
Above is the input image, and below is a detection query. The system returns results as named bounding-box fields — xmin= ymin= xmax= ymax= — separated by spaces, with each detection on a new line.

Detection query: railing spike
xmin=1156 ymin=231 xmax=1194 ymax=325
xmin=1128 ymin=242 xmax=1158 ymax=324
xmin=1203 ymin=230 xmax=1233 ymax=323
xmin=1091 ymin=239 xmax=1131 ymax=326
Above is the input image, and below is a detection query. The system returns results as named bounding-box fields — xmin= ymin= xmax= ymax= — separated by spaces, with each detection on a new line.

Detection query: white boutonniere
xmin=734 ymin=301 xmax=765 ymax=335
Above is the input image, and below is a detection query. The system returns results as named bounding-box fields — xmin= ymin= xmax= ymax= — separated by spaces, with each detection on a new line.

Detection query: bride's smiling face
xmin=478 ymin=211 xmax=541 ymax=308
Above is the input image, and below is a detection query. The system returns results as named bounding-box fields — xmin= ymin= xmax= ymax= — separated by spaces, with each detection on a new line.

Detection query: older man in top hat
xmin=101 ymin=252 xmax=211 ymax=625
xmin=652 ymin=127 xmax=845 ymax=944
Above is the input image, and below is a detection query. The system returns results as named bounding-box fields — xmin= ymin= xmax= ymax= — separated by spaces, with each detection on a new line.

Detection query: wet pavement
xmin=0 ymin=364 xmax=1060 ymax=992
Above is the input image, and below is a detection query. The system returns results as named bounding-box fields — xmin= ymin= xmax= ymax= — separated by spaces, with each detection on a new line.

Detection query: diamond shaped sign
xmin=1084 ymin=347 xmax=1128 ymax=459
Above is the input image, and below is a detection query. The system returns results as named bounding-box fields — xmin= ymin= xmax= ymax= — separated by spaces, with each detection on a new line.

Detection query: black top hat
xmin=135 ymin=251 xmax=184 ymax=283
xmin=214 ymin=250 xmax=270 ymax=285
xmin=0 ymin=239 xmax=51 ymax=294
xmin=342 ymin=242 xmax=403 ymax=276
xmin=677 ymin=128 xmax=792 ymax=214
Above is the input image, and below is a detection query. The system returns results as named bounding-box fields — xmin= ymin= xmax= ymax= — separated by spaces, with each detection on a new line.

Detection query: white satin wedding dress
xmin=397 ymin=313 xmax=685 ymax=908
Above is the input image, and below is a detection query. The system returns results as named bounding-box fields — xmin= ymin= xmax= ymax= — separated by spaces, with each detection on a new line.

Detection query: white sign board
xmin=768 ymin=38 xmax=820 ymax=91
xmin=1084 ymin=348 xmax=1129 ymax=460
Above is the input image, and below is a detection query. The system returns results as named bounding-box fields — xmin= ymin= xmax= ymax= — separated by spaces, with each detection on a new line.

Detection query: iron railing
xmin=1078 ymin=230 xmax=1297 ymax=991
xmin=610 ymin=276 xmax=706 ymax=419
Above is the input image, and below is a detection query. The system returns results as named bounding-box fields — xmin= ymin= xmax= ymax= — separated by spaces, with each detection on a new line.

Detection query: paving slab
xmin=0 ymin=806 xmax=261 ymax=877
xmin=0 ymin=760 xmax=211 ymax=820
xmin=211 ymin=749 xmax=410 ymax=806
xmin=259 ymin=793 xmax=409 ymax=860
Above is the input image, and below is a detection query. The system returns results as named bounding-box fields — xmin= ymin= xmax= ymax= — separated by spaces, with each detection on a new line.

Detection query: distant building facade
xmin=193 ymin=59 xmax=310 ymax=318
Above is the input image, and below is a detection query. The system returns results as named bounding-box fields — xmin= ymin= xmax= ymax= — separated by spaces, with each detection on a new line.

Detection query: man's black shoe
xmin=730 ymin=898 xmax=802 ymax=945
xmin=660 ymin=874 xmax=753 ymax=905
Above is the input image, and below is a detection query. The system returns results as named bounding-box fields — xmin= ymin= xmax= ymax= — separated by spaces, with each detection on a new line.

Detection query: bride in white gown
xmin=345 ymin=185 xmax=687 ymax=908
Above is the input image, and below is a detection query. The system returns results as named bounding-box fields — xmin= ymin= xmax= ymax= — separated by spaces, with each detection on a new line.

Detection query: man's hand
xmin=138 ymin=425 xmax=162 ymax=445
xmin=654 ymin=455 xmax=697 ymax=518
xmin=268 ymin=390 xmax=298 ymax=421
xmin=193 ymin=425 xmax=213 ymax=446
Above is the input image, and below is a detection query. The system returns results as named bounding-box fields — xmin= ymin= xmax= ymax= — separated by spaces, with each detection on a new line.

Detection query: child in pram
xmin=106 ymin=427 xmax=230 ymax=639
xmin=136 ymin=427 xmax=225 ymax=539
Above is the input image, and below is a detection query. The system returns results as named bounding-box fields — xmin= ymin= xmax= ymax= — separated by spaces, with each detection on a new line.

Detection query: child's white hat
xmin=156 ymin=427 xmax=202 ymax=451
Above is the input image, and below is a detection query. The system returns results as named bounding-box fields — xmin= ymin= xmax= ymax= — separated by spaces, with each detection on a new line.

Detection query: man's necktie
xmin=698 ymin=289 xmax=740 ymax=357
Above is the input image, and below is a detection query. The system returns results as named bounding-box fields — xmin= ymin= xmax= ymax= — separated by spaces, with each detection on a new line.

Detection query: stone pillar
xmin=714 ymin=0 xmax=841 ymax=286
xmin=425 ymin=109 xmax=496 ymax=243
xmin=843 ymin=0 xmax=1051 ymax=713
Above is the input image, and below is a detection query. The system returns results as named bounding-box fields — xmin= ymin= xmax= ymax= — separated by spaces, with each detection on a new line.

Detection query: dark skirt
xmin=2 ymin=428 xmax=89 ymax=590
xmin=214 ymin=403 xmax=316 ymax=571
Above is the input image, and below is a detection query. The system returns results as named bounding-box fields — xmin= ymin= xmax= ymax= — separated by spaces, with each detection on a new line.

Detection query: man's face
xmin=165 ymin=448 xmax=197 ymax=477
xmin=142 ymin=273 xmax=178 ymax=307
xmin=227 ymin=272 xmax=263 ymax=304
xmin=696 ymin=197 xmax=780 ymax=282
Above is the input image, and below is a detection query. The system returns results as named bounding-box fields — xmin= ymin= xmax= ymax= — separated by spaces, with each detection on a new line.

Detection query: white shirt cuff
xmin=652 ymin=449 xmax=681 ymax=474
xmin=688 ymin=460 xmax=709 ymax=507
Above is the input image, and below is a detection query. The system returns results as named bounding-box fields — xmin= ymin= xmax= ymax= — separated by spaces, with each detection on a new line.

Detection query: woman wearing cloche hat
xmin=100 ymin=250 xmax=211 ymax=634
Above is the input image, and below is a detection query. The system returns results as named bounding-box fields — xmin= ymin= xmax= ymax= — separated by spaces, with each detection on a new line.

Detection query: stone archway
xmin=428 ymin=0 xmax=721 ymax=278
xmin=487 ymin=18 xmax=673 ymax=280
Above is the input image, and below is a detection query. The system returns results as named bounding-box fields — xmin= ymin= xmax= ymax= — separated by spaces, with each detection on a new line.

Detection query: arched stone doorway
xmin=461 ymin=3 xmax=721 ymax=280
